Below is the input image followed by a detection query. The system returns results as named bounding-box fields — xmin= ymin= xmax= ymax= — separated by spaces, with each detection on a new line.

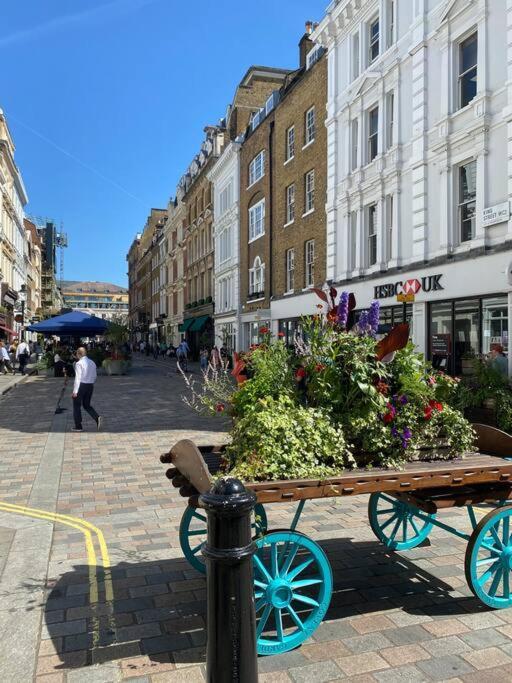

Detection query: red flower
xmin=277 ymin=331 xmax=285 ymax=338
xmin=424 ymin=405 xmax=433 ymax=420
xmin=259 ymin=326 xmax=269 ymax=334
xmin=295 ymin=367 xmax=306 ymax=380
xmin=315 ymin=364 xmax=326 ymax=372
xmin=428 ymin=399 xmax=443 ymax=412
xmin=215 ymin=403 xmax=225 ymax=413
xmin=383 ymin=412 xmax=394 ymax=424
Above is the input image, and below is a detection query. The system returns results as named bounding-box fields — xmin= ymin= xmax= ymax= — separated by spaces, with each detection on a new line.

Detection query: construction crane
xmin=55 ymin=224 xmax=68 ymax=289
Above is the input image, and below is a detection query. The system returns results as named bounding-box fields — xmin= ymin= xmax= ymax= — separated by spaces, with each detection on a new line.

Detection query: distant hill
xmin=61 ymin=280 xmax=128 ymax=294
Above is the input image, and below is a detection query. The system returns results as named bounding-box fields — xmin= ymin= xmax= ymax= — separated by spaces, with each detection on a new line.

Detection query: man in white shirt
xmin=0 ymin=341 xmax=14 ymax=375
xmin=15 ymin=338 xmax=30 ymax=375
xmin=72 ymin=347 xmax=102 ymax=432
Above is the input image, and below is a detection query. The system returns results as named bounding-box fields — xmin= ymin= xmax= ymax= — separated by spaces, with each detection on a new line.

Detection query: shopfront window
xmin=429 ymin=295 xmax=508 ymax=375
xmin=246 ymin=320 xmax=270 ymax=348
xmin=483 ymin=297 xmax=508 ymax=356
xmin=278 ymin=319 xmax=302 ymax=348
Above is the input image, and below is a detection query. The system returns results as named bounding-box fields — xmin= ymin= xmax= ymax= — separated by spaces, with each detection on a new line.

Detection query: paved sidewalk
xmin=2 ymin=359 xmax=512 ymax=681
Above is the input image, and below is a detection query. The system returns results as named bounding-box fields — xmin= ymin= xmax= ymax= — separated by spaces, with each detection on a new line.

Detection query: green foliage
xmin=88 ymin=348 xmax=108 ymax=367
xmin=105 ymin=322 xmax=129 ymax=348
xmin=227 ymin=395 xmax=354 ymax=481
xmin=231 ymin=341 xmax=295 ymax=418
xmin=496 ymin=390 xmax=512 ymax=433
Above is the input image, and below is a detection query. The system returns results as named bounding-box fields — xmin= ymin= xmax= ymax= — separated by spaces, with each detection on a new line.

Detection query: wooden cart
xmin=162 ymin=424 xmax=512 ymax=656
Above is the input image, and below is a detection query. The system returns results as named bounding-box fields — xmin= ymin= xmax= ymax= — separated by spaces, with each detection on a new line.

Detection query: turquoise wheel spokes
xmin=368 ymin=492 xmax=434 ymax=551
xmin=465 ymin=505 xmax=512 ymax=609
xmin=179 ymin=503 xmax=267 ymax=574
xmin=254 ymin=530 xmax=332 ymax=656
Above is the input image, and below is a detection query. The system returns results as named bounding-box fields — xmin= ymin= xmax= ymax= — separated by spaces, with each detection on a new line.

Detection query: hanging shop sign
xmin=397 ymin=292 xmax=415 ymax=303
xmin=482 ymin=202 xmax=510 ymax=229
xmin=374 ymin=274 xmax=443 ymax=300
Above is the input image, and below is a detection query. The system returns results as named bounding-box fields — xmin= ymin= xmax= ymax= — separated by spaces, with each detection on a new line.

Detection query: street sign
xmin=482 ymin=202 xmax=510 ymax=229
xmin=397 ymin=292 xmax=415 ymax=303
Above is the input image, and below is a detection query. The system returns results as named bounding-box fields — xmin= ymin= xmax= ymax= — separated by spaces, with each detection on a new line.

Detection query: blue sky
xmin=0 ymin=0 xmax=327 ymax=287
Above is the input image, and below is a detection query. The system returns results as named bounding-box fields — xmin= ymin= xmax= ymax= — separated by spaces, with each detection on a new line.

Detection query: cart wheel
xmin=368 ymin=493 xmax=435 ymax=550
xmin=179 ymin=503 xmax=267 ymax=574
xmin=465 ymin=505 xmax=512 ymax=609
xmin=254 ymin=530 xmax=332 ymax=656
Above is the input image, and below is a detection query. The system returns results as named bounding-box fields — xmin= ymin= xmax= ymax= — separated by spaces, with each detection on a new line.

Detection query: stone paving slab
xmin=2 ymin=359 xmax=512 ymax=681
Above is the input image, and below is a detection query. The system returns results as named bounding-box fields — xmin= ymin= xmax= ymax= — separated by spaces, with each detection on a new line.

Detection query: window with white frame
xmin=219 ymin=181 xmax=233 ymax=216
xmin=458 ymin=32 xmax=478 ymax=110
xmin=305 ymin=107 xmax=316 ymax=145
xmin=304 ymin=170 xmax=315 ymax=213
xmin=286 ymin=248 xmax=295 ymax=292
xmin=248 ymin=150 xmax=265 ymax=186
xmin=386 ymin=0 xmax=395 ymax=48
xmin=368 ymin=16 xmax=380 ymax=64
xmin=286 ymin=183 xmax=295 ymax=224
xmin=367 ymin=204 xmax=377 ymax=267
xmin=386 ymin=195 xmax=394 ymax=259
xmin=249 ymin=199 xmax=265 ymax=241
xmin=352 ymin=32 xmax=360 ymax=80
xmin=351 ymin=119 xmax=359 ymax=171
xmin=249 ymin=256 xmax=264 ymax=295
xmin=368 ymin=106 xmax=379 ymax=162
xmin=286 ymin=126 xmax=295 ymax=161
xmin=305 ymin=240 xmax=315 ymax=287
xmin=459 ymin=160 xmax=476 ymax=242
xmin=349 ymin=211 xmax=358 ymax=271
xmin=386 ymin=92 xmax=394 ymax=149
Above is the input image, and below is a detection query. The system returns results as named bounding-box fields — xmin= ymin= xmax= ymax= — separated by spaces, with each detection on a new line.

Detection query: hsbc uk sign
xmin=374 ymin=274 xmax=444 ymax=300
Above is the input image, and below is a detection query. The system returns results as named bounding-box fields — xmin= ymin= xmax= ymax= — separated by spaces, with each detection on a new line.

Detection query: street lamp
xmin=19 ymin=284 xmax=26 ymax=340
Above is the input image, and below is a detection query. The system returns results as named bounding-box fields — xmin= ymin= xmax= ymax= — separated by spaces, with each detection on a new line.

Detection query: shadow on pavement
xmin=0 ymin=361 xmax=229 ymax=435
xmin=41 ymin=537 xmax=486 ymax=672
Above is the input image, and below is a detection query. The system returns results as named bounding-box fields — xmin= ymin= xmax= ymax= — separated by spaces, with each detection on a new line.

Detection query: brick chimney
xmin=299 ymin=22 xmax=314 ymax=68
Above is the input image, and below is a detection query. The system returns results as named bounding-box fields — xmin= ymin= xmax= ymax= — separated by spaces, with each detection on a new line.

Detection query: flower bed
xmin=182 ymin=288 xmax=476 ymax=481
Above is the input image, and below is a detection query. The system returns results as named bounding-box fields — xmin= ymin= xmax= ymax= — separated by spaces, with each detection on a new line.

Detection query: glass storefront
xmin=429 ymin=295 xmax=508 ymax=375
xmin=245 ymin=320 xmax=270 ymax=348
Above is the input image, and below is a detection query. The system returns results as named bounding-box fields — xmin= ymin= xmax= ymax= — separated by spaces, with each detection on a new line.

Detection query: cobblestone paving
xmin=2 ymin=358 xmax=512 ymax=681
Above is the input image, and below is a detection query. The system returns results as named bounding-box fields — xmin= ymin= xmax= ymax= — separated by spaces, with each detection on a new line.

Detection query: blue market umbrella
xmin=26 ymin=311 xmax=109 ymax=337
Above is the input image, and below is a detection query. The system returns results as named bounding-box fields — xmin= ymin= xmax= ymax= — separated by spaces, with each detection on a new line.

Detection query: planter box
xmin=102 ymin=359 xmax=130 ymax=376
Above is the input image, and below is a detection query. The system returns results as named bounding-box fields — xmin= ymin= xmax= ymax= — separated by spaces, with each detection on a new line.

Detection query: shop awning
xmin=189 ymin=315 xmax=210 ymax=332
xmin=0 ymin=324 xmax=17 ymax=338
xmin=178 ymin=318 xmax=195 ymax=333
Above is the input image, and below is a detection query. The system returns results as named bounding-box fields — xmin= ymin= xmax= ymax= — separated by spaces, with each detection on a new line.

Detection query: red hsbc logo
xmin=403 ymin=279 xmax=421 ymax=295
xmin=374 ymin=274 xmax=444 ymax=299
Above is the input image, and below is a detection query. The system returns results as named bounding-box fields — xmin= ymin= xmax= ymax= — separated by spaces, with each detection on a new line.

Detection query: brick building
xmin=126 ymin=207 xmax=167 ymax=344
xmin=271 ymin=35 xmax=327 ymax=345
xmin=239 ymin=29 xmax=327 ymax=348
xmin=208 ymin=66 xmax=291 ymax=352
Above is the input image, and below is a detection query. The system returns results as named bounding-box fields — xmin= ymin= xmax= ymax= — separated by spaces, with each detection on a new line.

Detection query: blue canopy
xmin=27 ymin=311 xmax=109 ymax=337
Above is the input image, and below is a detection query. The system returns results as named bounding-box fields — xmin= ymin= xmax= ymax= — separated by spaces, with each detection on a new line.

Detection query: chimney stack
xmin=305 ymin=20 xmax=313 ymax=34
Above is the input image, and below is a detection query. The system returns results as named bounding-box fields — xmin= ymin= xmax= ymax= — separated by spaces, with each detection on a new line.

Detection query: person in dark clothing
xmin=72 ymin=347 xmax=102 ymax=432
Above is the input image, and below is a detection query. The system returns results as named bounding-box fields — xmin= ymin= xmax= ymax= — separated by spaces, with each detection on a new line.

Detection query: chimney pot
xmin=305 ymin=20 xmax=313 ymax=34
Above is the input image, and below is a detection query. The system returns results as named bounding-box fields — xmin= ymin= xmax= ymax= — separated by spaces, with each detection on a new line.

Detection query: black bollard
xmin=200 ymin=477 xmax=258 ymax=683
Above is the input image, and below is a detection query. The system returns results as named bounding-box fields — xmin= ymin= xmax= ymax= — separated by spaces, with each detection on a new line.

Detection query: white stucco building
xmin=209 ymin=139 xmax=242 ymax=352
xmin=313 ymin=0 xmax=512 ymax=375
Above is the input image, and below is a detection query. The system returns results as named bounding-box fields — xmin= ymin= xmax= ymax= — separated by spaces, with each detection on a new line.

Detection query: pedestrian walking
xmin=200 ymin=347 xmax=209 ymax=372
xmin=210 ymin=345 xmax=221 ymax=369
xmin=0 ymin=341 xmax=14 ymax=375
xmin=176 ymin=338 xmax=190 ymax=372
xmin=71 ymin=347 xmax=102 ymax=432
xmin=16 ymin=338 xmax=30 ymax=375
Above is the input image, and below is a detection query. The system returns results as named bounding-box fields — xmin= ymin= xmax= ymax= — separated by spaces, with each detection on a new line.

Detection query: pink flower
xmin=295 ymin=367 xmax=306 ymax=380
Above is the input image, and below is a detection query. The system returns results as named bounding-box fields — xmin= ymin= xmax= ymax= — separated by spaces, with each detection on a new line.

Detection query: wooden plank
xmin=391 ymin=485 xmax=512 ymax=513
xmin=473 ymin=424 xmax=512 ymax=457
xmin=248 ymin=455 xmax=512 ymax=503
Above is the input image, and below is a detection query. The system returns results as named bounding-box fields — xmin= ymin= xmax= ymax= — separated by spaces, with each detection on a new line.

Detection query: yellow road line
xmin=0 ymin=502 xmax=115 ymax=646
xmin=0 ymin=501 xmax=114 ymax=603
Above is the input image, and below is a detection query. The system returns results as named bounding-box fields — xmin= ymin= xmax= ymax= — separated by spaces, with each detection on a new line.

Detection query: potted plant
xmin=180 ymin=290 xmax=475 ymax=480
xmin=102 ymin=322 xmax=131 ymax=375
xmin=461 ymin=351 xmax=476 ymax=376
